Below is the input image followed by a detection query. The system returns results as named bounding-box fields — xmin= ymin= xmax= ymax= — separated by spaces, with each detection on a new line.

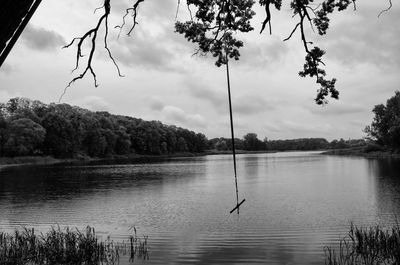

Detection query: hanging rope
xmin=226 ymin=57 xmax=245 ymax=215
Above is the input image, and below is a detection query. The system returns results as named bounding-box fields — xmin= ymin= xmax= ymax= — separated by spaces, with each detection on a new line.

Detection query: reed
xmin=0 ymin=226 xmax=149 ymax=265
xmin=324 ymin=222 xmax=400 ymax=265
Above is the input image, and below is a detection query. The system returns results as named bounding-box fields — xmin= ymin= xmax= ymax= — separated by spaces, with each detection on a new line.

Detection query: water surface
xmin=1 ymin=151 xmax=400 ymax=264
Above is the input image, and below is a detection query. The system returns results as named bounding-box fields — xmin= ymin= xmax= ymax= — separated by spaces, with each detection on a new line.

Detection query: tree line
xmin=208 ymin=134 xmax=366 ymax=152
xmin=6 ymin=94 xmax=398 ymax=159
xmin=0 ymin=98 xmax=208 ymax=158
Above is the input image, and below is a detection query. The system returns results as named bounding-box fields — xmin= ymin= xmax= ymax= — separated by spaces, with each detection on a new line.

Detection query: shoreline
xmin=0 ymin=150 xmax=282 ymax=169
xmin=0 ymin=150 xmax=271 ymax=169
xmin=2 ymin=148 xmax=398 ymax=169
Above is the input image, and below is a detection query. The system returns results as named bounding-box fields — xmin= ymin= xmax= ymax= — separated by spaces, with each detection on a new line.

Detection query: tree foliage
xmin=175 ymin=0 xmax=356 ymax=104
xmin=0 ymin=97 xmax=208 ymax=158
xmin=61 ymin=0 xmax=372 ymax=104
xmin=364 ymin=91 xmax=400 ymax=151
xmin=4 ymin=118 xmax=45 ymax=156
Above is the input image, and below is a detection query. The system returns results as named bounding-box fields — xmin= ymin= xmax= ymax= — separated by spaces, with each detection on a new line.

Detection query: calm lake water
xmin=1 ymin=151 xmax=400 ymax=264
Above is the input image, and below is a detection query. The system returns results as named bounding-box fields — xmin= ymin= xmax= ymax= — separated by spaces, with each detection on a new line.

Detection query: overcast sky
xmin=0 ymin=0 xmax=399 ymax=140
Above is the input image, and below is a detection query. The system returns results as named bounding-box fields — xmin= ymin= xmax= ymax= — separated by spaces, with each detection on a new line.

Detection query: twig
xmin=378 ymin=0 xmax=392 ymax=18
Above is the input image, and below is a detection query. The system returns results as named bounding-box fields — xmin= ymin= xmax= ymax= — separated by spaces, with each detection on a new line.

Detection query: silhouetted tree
xmin=365 ymin=91 xmax=400 ymax=151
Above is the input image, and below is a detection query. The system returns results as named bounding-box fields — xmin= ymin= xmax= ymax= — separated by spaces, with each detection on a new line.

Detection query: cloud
xmin=0 ymin=63 xmax=14 ymax=75
xmin=274 ymin=120 xmax=335 ymax=138
xmin=235 ymin=95 xmax=276 ymax=115
xmin=106 ymin=0 xmax=192 ymax=72
xmin=21 ymin=24 xmax=65 ymax=51
xmin=306 ymin=102 xmax=366 ymax=116
xmin=110 ymin=26 xmax=188 ymax=72
xmin=183 ymin=77 xmax=226 ymax=110
xmin=319 ymin=6 xmax=400 ymax=68
xmin=72 ymin=96 xmax=111 ymax=112
xmin=162 ymin=105 xmax=206 ymax=128
xmin=149 ymin=97 xmax=165 ymax=111
xmin=184 ymin=75 xmax=278 ymax=115
xmin=239 ymin=36 xmax=289 ymax=68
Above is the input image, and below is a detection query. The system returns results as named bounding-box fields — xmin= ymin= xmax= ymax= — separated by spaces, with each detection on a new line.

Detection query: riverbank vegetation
xmin=0 ymin=226 xmax=148 ymax=265
xmin=209 ymin=135 xmax=366 ymax=152
xmin=0 ymin=97 xmax=382 ymax=163
xmin=324 ymin=223 xmax=400 ymax=265
xmin=324 ymin=91 xmax=400 ymax=158
xmin=364 ymin=91 xmax=400 ymax=153
xmin=0 ymin=98 xmax=209 ymax=158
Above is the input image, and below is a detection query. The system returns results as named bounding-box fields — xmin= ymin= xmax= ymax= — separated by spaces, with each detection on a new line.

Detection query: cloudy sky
xmin=0 ymin=0 xmax=399 ymax=140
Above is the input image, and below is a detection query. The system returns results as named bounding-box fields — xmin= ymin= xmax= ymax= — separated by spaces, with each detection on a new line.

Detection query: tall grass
xmin=0 ymin=226 xmax=149 ymax=265
xmin=324 ymin=222 xmax=400 ymax=265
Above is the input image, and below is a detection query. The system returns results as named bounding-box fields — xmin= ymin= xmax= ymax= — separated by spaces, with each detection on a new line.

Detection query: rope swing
xmin=225 ymin=56 xmax=245 ymax=215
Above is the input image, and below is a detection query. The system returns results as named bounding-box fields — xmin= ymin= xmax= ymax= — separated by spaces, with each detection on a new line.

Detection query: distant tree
xmin=265 ymin=138 xmax=329 ymax=151
xmin=365 ymin=91 xmax=400 ymax=151
xmin=243 ymin=133 xmax=264 ymax=151
xmin=3 ymin=98 xmax=40 ymax=123
xmin=147 ymin=128 xmax=161 ymax=155
xmin=195 ymin=133 xmax=208 ymax=152
xmin=101 ymin=128 xmax=118 ymax=155
xmin=84 ymin=128 xmax=107 ymax=157
xmin=166 ymin=129 xmax=177 ymax=153
xmin=0 ymin=114 xmax=8 ymax=157
xmin=115 ymin=126 xmax=132 ymax=155
xmin=177 ymin=137 xmax=188 ymax=152
xmin=4 ymin=118 xmax=46 ymax=156
xmin=1 ymin=98 xmax=208 ymax=158
xmin=160 ymin=141 xmax=168 ymax=154
xmin=41 ymin=113 xmax=75 ymax=157
xmin=216 ymin=139 xmax=229 ymax=151
xmin=328 ymin=138 xmax=348 ymax=149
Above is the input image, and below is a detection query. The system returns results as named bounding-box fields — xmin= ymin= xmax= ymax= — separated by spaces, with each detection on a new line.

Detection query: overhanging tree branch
xmin=62 ymin=0 xmax=392 ymax=105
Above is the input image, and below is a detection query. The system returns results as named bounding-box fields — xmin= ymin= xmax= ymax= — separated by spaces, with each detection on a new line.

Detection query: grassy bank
xmin=0 ymin=156 xmax=68 ymax=167
xmin=324 ymin=223 xmax=400 ymax=265
xmin=0 ymin=153 xmax=194 ymax=168
xmin=0 ymin=226 xmax=148 ymax=265
xmin=0 ymin=150 xmax=279 ymax=169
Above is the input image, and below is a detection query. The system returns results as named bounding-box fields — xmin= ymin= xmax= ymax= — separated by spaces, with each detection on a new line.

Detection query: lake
xmin=1 ymin=151 xmax=400 ymax=264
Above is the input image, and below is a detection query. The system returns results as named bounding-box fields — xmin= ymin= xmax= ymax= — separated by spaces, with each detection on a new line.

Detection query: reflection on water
xmin=1 ymin=152 xmax=400 ymax=264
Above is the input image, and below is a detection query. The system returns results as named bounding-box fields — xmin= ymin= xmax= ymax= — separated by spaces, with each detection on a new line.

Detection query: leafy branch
xmin=63 ymin=0 xmax=393 ymax=104
xmin=282 ymin=0 xmax=356 ymax=104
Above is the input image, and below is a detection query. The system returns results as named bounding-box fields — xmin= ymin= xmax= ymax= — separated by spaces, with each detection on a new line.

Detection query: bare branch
xmin=283 ymin=23 xmax=300 ymax=41
xmin=115 ymin=0 xmax=145 ymax=37
xmin=61 ymin=0 xmax=123 ymax=101
xmin=186 ymin=2 xmax=193 ymax=21
xmin=175 ymin=0 xmax=181 ymax=20
xmin=104 ymin=16 xmax=124 ymax=77
xmin=260 ymin=0 xmax=272 ymax=34
xmin=94 ymin=5 xmax=105 ymax=14
xmin=378 ymin=0 xmax=392 ymax=18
